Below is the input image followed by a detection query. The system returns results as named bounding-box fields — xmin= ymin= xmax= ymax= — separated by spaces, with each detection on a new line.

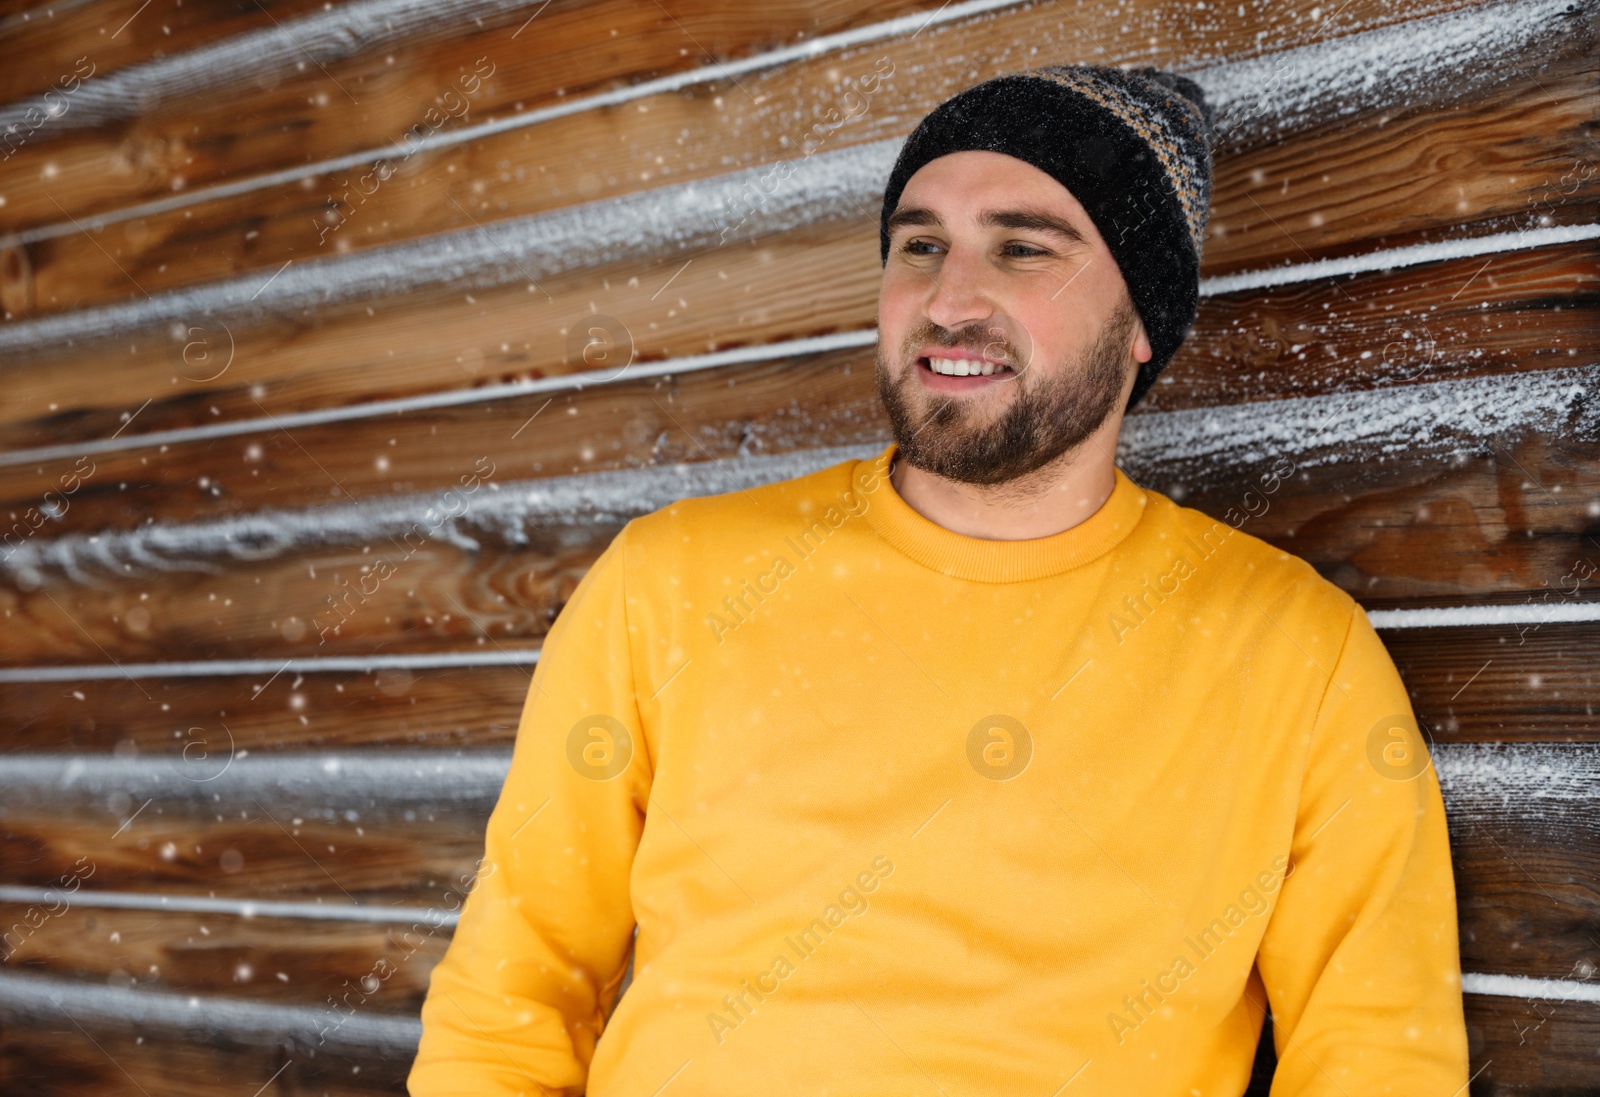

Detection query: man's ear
xmin=1131 ymin=313 xmax=1153 ymax=365
xmin=1117 ymin=308 xmax=1150 ymax=409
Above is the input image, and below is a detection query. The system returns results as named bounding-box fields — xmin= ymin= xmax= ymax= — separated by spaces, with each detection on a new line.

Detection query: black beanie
xmin=878 ymin=65 xmax=1214 ymax=411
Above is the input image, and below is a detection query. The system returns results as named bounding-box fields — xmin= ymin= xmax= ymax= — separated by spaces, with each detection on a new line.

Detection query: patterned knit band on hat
xmin=879 ymin=65 xmax=1215 ymax=411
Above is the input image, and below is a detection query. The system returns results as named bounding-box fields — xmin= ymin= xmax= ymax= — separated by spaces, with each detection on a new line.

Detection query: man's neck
xmin=887 ymin=429 xmax=1123 ymax=542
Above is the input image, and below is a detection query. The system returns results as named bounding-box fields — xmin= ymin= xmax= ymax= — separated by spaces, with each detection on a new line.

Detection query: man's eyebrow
xmin=886 ymin=205 xmax=1090 ymax=248
xmin=885 ymin=206 xmax=942 ymax=234
xmin=980 ymin=208 xmax=1089 ymax=247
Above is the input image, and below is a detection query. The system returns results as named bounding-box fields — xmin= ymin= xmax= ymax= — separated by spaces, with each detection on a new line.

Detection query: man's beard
xmin=874 ymin=300 xmax=1136 ymax=486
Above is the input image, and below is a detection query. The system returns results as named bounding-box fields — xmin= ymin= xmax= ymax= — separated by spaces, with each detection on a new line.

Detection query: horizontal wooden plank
xmin=0 ymin=509 xmax=600 ymax=660
xmin=0 ymin=663 xmax=530 ymax=753
xmin=0 ymin=0 xmax=518 ymax=140
xmin=0 ymin=328 xmax=882 ymax=533
xmin=2 ymin=0 xmax=1582 ymax=340
xmin=1148 ymin=236 xmax=1600 ymax=413
xmin=0 ymin=902 xmax=448 ymax=1010
xmin=0 ymin=208 xmax=880 ymax=453
xmin=0 ymin=0 xmax=337 ymax=106
xmin=1383 ymin=623 xmax=1600 ymax=743
xmin=1464 ymin=991 xmax=1600 ymax=1093
xmin=1438 ymin=743 xmax=1600 ymax=981
xmin=0 ymin=746 xmax=504 ymax=910
xmin=0 ymin=1032 xmax=402 ymax=1096
xmin=2 ymin=804 xmax=490 ymax=904
xmin=1145 ymin=406 xmax=1600 ymax=612
xmin=0 ymin=750 xmax=510 ymax=820
xmin=0 ymin=975 xmax=416 ymax=1095
xmin=1 ymin=235 xmax=1595 ymax=537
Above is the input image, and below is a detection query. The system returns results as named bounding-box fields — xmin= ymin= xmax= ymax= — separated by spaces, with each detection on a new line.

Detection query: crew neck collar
xmin=853 ymin=441 xmax=1148 ymax=583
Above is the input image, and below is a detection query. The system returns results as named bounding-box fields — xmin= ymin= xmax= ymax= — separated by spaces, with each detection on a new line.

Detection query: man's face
xmin=876 ymin=150 xmax=1147 ymax=486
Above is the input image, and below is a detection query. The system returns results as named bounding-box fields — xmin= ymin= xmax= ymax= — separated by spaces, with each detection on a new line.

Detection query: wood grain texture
xmin=0 ymin=0 xmax=941 ymax=227
xmin=0 ymin=528 xmax=590 ymax=662
xmin=1202 ymin=47 xmax=1600 ymax=273
xmin=1165 ymin=431 xmax=1600 ymax=613
xmin=1150 ymin=238 xmax=1600 ymax=413
xmin=1441 ymin=745 xmax=1600 ymax=981
xmin=0 ymin=0 xmax=337 ymax=104
xmin=0 ymin=0 xmax=1497 ymax=232
xmin=0 ymin=340 xmax=879 ymax=536
xmin=1383 ymin=623 xmax=1600 ymax=743
xmin=3 ymin=0 xmax=1571 ymax=323
xmin=0 ymin=215 xmax=880 ymax=451
xmin=1463 ymin=993 xmax=1600 ymax=1094
xmin=0 ymin=664 xmax=532 ymax=753
xmin=2 ymin=806 xmax=490 ymax=904
xmin=0 ymin=903 xmax=449 ymax=1011
xmin=0 ymin=1020 xmax=412 ymax=1096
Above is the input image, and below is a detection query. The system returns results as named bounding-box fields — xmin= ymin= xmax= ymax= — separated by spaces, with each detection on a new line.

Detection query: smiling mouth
xmin=918 ymin=356 xmax=1014 ymax=378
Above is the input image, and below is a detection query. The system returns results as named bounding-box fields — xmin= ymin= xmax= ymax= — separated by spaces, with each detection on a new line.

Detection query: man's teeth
xmin=926 ymin=357 xmax=1010 ymax=377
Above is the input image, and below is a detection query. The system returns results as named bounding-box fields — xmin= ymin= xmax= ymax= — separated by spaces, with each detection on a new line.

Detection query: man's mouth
xmin=919 ymin=355 xmax=1014 ymax=378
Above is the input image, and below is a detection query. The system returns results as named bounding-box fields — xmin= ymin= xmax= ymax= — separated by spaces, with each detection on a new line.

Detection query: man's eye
xmin=897 ymin=239 xmax=1051 ymax=258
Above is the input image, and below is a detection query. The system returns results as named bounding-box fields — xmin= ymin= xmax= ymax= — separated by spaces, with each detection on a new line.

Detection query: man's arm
xmin=1255 ymin=603 xmax=1471 ymax=1095
xmin=409 ymin=524 xmax=649 ymax=1097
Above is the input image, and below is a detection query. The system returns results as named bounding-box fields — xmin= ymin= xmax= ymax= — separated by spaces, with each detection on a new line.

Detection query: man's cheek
xmin=877 ymin=275 xmax=925 ymax=361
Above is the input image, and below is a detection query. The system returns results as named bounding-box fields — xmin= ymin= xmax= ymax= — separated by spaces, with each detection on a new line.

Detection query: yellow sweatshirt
xmin=408 ymin=441 xmax=1469 ymax=1097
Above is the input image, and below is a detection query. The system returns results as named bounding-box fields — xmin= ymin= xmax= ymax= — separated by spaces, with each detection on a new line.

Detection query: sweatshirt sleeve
xmin=1254 ymin=602 xmax=1471 ymax=1095
xmin=409 ymin=523 xmax=649 ymax=1097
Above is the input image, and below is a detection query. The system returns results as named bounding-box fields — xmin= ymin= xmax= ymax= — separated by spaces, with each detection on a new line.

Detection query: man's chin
xmin=890 ymin=427 xmax=1033 ymax=486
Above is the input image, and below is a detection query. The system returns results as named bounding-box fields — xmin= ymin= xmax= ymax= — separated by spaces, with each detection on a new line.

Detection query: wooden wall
xmin=2 ymin=0 xmax=1597 ymax=1093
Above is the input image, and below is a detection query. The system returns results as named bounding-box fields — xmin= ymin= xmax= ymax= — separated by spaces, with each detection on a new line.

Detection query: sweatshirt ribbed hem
xmin=852 ymin=441 xmax=1148 ymax=583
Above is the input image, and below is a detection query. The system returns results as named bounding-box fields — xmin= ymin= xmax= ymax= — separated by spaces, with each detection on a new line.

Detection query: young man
xmin=409 ymin=66 xmax=1470 ymax=1096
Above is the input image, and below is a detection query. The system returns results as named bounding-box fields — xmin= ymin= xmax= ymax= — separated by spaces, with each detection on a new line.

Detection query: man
xmin=409 ymin=65 xmax=1470 ymax=1096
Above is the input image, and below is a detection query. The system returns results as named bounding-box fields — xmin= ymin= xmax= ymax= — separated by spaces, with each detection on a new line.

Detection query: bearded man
xmin=410 ymin=65 xmax=1470 ymax=1097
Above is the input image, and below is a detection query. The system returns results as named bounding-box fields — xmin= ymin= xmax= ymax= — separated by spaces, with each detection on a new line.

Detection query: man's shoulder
xmin=1137 ymin=483 xmax=1358 ymax=629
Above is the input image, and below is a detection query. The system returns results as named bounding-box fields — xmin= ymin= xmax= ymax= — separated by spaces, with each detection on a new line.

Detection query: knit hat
xmin=879 ymin=65 xmax=1214 ymax=411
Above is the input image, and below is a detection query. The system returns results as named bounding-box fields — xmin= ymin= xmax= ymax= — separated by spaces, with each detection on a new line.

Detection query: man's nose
xmin=922 ymin=246 xmax=995 ymax=332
